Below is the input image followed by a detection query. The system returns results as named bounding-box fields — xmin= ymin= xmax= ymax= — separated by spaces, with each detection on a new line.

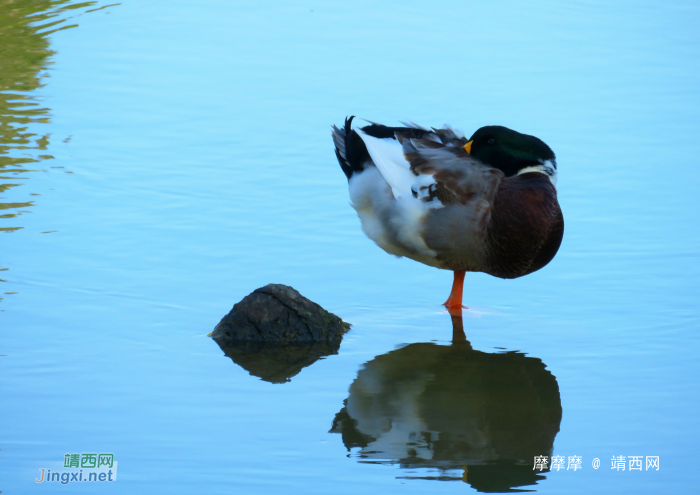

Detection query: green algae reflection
xmin=0 ymin=0 xmax=117 ymax=234
xmin=0 ymin=0 xmax=117 ymax=300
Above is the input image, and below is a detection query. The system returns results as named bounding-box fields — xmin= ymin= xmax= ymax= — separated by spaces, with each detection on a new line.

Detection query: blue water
xmin=1 ymin=0 xmax=699 ymax=493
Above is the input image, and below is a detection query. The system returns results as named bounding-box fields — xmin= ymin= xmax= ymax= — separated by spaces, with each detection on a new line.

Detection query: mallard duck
xmin=332 ymin=117 xmax=563 ymax=314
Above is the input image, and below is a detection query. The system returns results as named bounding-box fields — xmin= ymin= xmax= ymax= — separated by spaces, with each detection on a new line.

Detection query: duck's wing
xmin=353 ymin=123 xmax=475 ymax=202
xmin=343 ymin=122 xmax=503 ymax=269
xmin=395 ymin=134 xmax=505 ymax=271
xmin=397 ymin=134 xmax=504 ymax=208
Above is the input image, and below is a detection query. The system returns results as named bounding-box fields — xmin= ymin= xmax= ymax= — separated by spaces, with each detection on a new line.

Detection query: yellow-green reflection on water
xmin=0 ymin=0 xmax=115 ymax=234
xmin=0 ymin=0 xmax=117 ymax=300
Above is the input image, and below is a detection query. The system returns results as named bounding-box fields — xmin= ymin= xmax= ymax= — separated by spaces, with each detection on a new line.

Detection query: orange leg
xmin=443 ymin=270 xmax=466 ymax=316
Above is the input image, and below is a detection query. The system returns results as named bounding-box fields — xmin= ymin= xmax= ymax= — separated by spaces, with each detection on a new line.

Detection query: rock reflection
xmin=330 ymin=316 xmax=562 ymax=492
xmin=216 ymin=340 xmax=342 ymax=384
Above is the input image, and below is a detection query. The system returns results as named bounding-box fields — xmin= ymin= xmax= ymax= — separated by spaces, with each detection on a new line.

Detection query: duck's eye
xmin=487 ymin=138 xmax=495 ymax=144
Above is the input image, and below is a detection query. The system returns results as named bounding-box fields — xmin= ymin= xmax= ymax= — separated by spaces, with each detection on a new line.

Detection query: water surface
xmin=1 ymin=1 xmax=699 ymax=493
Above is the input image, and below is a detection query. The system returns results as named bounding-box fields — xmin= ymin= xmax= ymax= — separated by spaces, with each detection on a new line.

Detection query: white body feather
xmin=348 ymin=132 xmax=444 ymax=267
xmin=353 ymin=129 xmax=414 ymax=199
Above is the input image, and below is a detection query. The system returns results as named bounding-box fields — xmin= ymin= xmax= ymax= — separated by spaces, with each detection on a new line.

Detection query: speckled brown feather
xmin=397 ymin=137 xmax=506 ymax=271
xmin=399 ymin=136 xmax=503 ymax=207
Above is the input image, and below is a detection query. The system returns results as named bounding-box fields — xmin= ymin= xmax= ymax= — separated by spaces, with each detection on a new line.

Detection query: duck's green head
xmin=463 ymin=126 xmax=557 ymax=183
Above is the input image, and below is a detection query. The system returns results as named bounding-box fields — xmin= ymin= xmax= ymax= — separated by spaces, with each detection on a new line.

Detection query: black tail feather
xmin=333 ymin=116 xmax=370 ymax=180
xmin=332 ymin=116 xmax=439 ymax=180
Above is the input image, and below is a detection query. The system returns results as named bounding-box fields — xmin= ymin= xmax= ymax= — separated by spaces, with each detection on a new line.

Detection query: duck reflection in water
xmin=330 ymin=316 xmax=562 ymax=493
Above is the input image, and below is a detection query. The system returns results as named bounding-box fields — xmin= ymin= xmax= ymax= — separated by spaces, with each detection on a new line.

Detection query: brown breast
xmin=485 ymin=173 xmax=564 ymax=279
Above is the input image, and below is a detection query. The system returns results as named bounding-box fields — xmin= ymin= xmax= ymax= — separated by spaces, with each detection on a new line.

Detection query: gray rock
xmin=212 ymin=284 xmax=351 ymax=344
